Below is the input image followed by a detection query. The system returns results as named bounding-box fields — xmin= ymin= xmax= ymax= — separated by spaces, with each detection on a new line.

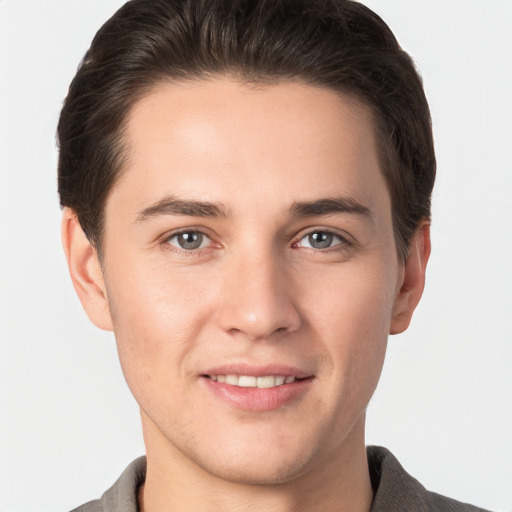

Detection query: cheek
xmin=307 ymin=258 xmax=397 ymax=339
xmin=104 ymin=259 xmax=217 ymax=394
xmin=305 ymin=261 xmax=395 ymax=397
xmin=108 ymin=255 xmax=213 ymax=331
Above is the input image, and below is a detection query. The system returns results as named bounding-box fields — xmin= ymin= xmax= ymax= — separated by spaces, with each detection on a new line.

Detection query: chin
xmin=197 ymin=450 xmax=314 ymax=486
xmin=196 ymin=423 xmax=319 ymax=483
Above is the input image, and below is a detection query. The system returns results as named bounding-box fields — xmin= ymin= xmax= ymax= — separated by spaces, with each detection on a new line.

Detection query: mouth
xmin=204 ymin=374 xmax=301 ymax=388
xmin=200 ymin=367 xmax=314 ymax=411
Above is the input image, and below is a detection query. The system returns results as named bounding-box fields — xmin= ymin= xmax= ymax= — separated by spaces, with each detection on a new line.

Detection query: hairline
xmin=89 ymin=73 xmax=411 ymax=263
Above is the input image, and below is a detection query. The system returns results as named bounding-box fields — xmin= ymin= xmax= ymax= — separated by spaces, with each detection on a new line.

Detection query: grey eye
xmin=307 ymin=231 xmax=334 ymax=249
xmin=168 ymin=231 xmax=207 ymax=250
xmin=297 ymin=230 xmax=346 ymax=250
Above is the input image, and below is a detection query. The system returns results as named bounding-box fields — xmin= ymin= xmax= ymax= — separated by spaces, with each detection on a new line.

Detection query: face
xmin=74 ymin=79 xmax=418 ymax=484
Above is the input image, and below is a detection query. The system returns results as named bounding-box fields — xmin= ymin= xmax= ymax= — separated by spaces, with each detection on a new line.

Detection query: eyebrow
xmin=135 ymin=196 xmax=229 ymax=222
xmin=135 ymin=195 xmax=371 ymax=223
xmin=290 ymin=197 xmax=372 ymax=219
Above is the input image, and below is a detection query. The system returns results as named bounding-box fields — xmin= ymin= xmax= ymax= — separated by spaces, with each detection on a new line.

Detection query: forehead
xmin=110 ymin=78 xmax=388 ymax=220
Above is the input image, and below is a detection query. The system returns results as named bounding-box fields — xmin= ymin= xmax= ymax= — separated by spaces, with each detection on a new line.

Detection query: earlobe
xmin=390 ymin=221 xmax=431 ymax=335
xmin=61 ymin=208 xmax=114 ymax=331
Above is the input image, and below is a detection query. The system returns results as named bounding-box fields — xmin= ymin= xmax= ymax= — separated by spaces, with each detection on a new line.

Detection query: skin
xmin=62 ymin=79 xmax=430 ymax=512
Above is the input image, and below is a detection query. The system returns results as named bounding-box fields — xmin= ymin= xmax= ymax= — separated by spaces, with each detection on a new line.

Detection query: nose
xmin=216 ymin=249 xmax=302 ymax=341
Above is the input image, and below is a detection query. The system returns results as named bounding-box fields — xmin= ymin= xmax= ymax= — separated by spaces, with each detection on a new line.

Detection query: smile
xmin=207 ymin=375 xmax=297 ymax=388
xmin=202 ymin=369 xmax=314 ymax=411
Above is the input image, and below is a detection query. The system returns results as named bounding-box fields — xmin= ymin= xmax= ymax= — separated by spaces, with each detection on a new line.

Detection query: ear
xmin=390 ymin=221 xmax=431 ymax=335
xmin=61 ymin=208 xmax=114 ymax=331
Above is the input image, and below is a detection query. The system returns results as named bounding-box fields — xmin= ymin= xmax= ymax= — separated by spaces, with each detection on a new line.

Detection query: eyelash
xmin=293 ymin=229 xmax=353 ymax=252
xmin=162 ymin=229 xmax=218 ymax=257
xmin=161 ymin=228 xmax=353 ymax=256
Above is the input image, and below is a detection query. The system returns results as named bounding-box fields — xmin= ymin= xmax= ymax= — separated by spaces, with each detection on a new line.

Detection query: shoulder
xmin=69 ymin=456 xmax=146 ymax=512
xmin=70 ymin=501 xmax=103 ymax=512
xmin=367 ymin=446 xmax=491 ymax=512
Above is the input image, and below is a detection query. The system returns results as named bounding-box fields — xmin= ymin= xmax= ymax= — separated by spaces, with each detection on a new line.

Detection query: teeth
xmin=209 ymin=374 xmax=297 ymax=388
xmin=238 ymin=376 xmax=257 ymax=387
xmin=226 ymin=375 xmax=239 ymax=385
xmin=257 ymin=376 xmax=276 ymax=389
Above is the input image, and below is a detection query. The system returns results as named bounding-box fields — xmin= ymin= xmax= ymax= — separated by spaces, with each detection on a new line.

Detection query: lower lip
xmin=202 ymin=377 xmax=313 ymax=411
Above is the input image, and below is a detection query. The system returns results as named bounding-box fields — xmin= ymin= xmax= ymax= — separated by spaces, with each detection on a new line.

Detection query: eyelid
xmin=167 ymin=231 xmax=210 ymax=249
xmin=161 ymin=226 xmax=214 ymax=241
xmin=160 ymin=227 xmax=221 ymax=254
xmin=293 ymin=227 xmax=354 ymax=250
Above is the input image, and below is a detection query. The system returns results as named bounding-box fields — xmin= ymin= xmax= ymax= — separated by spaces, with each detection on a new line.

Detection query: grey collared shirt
xmin=70 ymin=446 xmax=491 ymax=511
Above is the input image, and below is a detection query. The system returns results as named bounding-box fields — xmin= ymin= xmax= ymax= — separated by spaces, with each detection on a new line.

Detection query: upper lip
xmin=202 ymin=364 xmax=313 ymax=379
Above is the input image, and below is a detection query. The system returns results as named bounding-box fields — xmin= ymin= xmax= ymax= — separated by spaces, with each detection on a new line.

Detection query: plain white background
xmin=1 ymin=1 xmax=511 ymax=511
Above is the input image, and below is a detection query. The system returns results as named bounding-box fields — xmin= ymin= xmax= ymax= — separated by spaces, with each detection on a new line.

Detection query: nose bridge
xmin=218 ymin=242 xmax=301 ymax=340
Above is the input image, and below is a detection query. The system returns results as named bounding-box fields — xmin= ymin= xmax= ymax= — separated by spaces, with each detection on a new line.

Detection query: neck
xmin=139 ymin=414 xmax=373 ymax=512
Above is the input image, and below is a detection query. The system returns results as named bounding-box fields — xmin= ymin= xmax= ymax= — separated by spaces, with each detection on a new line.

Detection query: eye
xmin=296 ymin=230 xmax=348 ymax=250
xmin=166 ymin=231 xmax=211 ymax=251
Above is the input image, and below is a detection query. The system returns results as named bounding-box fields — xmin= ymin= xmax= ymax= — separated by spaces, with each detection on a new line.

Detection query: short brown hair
xmin=58 ymin=0 xmax=435 ymax=261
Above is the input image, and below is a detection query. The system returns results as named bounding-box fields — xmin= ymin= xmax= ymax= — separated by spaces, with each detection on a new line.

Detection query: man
xmin=58 ymin=0 xmax=489 ymax=510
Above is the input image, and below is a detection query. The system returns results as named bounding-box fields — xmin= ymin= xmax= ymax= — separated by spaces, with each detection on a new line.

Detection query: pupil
xmin=309 ymin=232 xmax=332 ymax=249
xmin=179 ymin=232 xmax=202 ymax=250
